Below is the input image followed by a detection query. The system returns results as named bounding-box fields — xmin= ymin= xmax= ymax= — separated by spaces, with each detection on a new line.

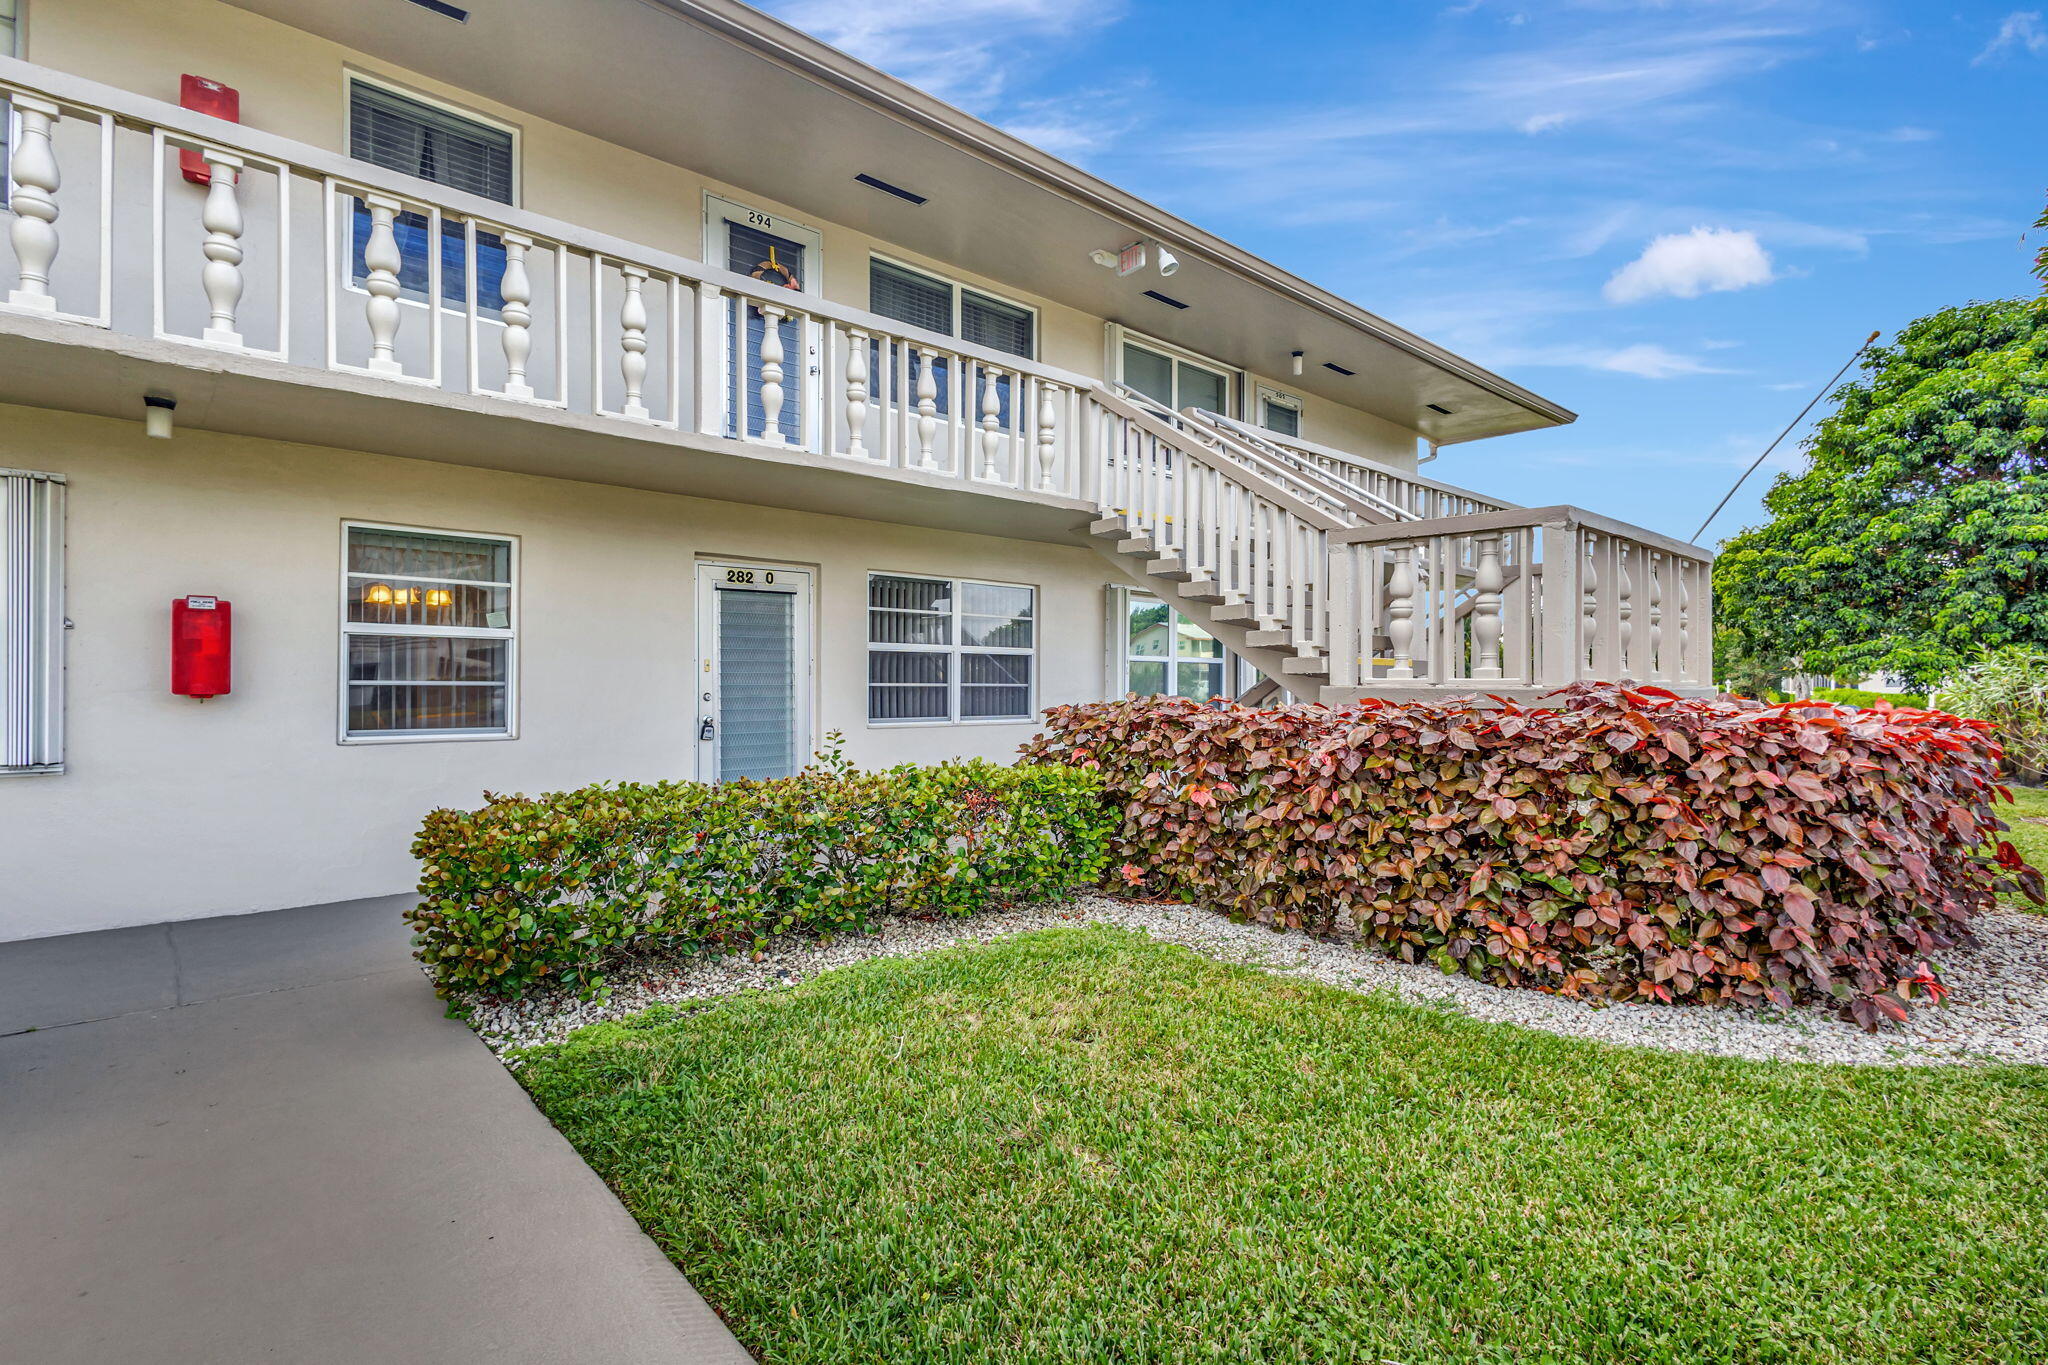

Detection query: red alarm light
xmin=171 ymin=596 xmax=232 ymax=699
xmin=179 ymin=76 xmax=240 ymax=186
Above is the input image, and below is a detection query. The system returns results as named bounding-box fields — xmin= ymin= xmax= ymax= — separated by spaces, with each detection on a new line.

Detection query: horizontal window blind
xmin=869 ymin=259 xmax=952 ymax=335
xmin=348 ymin=81 xmax=514 ymax=204
xmin=869 ymin=573 xmax=1033 ymax=724
xmin=2 ymin=471 xmax=65 ymax=773
xmin=961 ymin=290 xmax=1033 ymax=359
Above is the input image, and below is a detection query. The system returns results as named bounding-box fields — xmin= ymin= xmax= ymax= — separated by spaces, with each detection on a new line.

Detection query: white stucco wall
xmin=0 ymin=404 xmax=1122 ymax=940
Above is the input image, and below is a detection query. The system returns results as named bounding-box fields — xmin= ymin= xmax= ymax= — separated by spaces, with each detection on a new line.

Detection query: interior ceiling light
xmin=1143 ymin=290 xmax=1189 ymax=310
xmin=402 ymin=0 xmax=470 ymax=21
xmin=854 ymin=173 xmax=926 ymax=206
xmin=1323 ymin=361 xmax=1356 ymax=376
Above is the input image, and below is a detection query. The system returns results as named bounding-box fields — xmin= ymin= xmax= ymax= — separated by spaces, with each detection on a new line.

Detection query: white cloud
xmin=1974 ymin=11 xmax=2047 ymax=64
xmin=1599 ymin=344 xmax=1729 ymax=379
xmin=1520 ymin=111 xmax=1570 ymax=134
xmin=1603 ymin=227 xmax=1774 ymax=303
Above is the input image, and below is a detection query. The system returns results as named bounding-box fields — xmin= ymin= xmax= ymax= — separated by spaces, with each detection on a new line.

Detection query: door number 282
xmin=724 ymin=568 xmax=775 ymax=585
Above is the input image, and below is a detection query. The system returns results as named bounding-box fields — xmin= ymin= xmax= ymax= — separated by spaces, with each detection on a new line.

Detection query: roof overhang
xmin=217 ymin=0 xmax=1575 ymax=445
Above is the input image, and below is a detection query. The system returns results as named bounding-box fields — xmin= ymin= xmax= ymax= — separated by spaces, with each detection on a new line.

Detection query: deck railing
xmin=1198 ymin=412 xmax=1517 ymax=522
xmin=1325 ymin=506 xmax=1714 ymax=691
xmin=0 ymin=57 xmax=1095 ymax=500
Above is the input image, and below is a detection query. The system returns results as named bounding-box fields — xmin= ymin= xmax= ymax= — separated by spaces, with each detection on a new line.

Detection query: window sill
xmin=866 ymin=717 xmax=1034 ymax=730
xmin=339 ymin=731 xmax=518 ymax=746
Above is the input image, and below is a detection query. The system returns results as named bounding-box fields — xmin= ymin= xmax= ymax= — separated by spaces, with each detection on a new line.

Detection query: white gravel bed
xmin=462 ymin=894 xmax=2048 ymax=1068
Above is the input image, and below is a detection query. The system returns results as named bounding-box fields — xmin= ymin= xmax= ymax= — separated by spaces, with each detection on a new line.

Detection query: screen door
xmin=695 ymin=563 xmax=812 ymax=781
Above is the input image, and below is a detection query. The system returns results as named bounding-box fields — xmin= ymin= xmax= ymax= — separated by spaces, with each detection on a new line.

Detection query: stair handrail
xmin=1104 ymin=383 xmax=1360 ymax=525
xmin=1178 ymin=409 xmax=1419 ymax=525
xmin=1199 ymin=410 xmax=1520 ymax=518
xmin=1088 ymin=385 xmax=1351 ymax=531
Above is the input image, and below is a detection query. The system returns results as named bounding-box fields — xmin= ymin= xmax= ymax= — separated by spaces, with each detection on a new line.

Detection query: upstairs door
xmin=705 ymin=195 xmax=821 ymax=448
xmin=695 ymin=562 xmax=813 ymax=782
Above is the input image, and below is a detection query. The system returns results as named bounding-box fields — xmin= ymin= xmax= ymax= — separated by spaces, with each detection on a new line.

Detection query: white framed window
xmin=344 ymin=74 xmax=518 ymax=314
xmin=868 ymin=255 xmax=1037 ymax=360
xmin=1115 ymin=588 xmax=1258 ymax=703
xmin=1 ymin=469 xmax=65 ymax=775
xmin=869 ymin=573 xmax=1035 ymax=724
xmin=1255 ymin=384 xmax=1302 ymax=438
xmin=340 ymin=522 xmax=517 ymax=742
xmin=1111 ymin=324 xmax=1237 ymax=417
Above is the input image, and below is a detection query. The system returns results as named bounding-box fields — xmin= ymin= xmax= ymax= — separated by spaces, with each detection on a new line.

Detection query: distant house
xmin=0 ymin=0 xmax=1713 ymax=940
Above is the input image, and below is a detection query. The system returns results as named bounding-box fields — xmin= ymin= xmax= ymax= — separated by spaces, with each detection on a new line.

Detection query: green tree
xmin=1713 ymin=296 xmax=2048 ymax=687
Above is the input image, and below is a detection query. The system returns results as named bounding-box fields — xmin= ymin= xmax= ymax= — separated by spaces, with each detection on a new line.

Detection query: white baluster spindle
xmin=914 ymin=350 xmax=938 ymax=469
xmin=619 ymin=265 xmax=650 ymax=419
xmin=979 ymin=366 xmax=1003 ymax=480
xmin=1471 ymin=532 xmax=1504 ymax=680
xmin=845 ymin=328 xmax=869 ymax=458
xmin=6 ymin=96 xmax=63 ymax=312
xmin=1386 ymin=544 xmax=1417 ymax=679
xmin=198 ymin=150 xmax=246 ymax=346
xmin=1035 ymin=383 xmax=1060 ymax=491
xmin=757 ymin=302 xmax=786 ymax=445
xmin=497 ymin=232 xmax=535 ymax=399
xmin=361 ymin=194 xmax=405 ymax=376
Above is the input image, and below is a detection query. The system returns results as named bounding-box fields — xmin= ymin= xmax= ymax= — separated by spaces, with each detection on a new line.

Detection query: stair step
xmin=1281 ymin=655 xmax=1331 ymax=676
xmin=1115 ymin=537 xmax=1156 ymax=557
xmin=1089 ymin=516 xmax=1127 ymax=537
xmin=1146 ymin=558 xmax=1196 ymax=582
xmin=1207 ymin=603 xmax=1259 ymax=624
xmin=1245 ymin=629 xmax=1294 ymax=648
xmin=1182 ymin=583 xmax=1234 ymax=605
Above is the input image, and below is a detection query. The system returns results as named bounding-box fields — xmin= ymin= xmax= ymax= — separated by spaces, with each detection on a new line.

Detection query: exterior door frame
xmin=694 ymin=559 xmax=815 ymax=782
xmin=702 ymin=194 xmax=826 ymax=452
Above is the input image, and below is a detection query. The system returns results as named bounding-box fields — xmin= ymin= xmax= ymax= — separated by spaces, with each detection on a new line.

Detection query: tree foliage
xmin=1714 ymin=297 xmax=2048 ymax=686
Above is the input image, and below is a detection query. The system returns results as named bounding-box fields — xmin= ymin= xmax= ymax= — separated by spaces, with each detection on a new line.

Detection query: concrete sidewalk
xmin=0 ymin=897 xmax=753 ymax=1364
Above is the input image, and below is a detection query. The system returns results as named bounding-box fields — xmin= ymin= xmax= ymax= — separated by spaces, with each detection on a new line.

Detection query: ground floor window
xmin=1118 ymin=588 xmax=1260 ymax=702
xmin=341 ymin=523 xmax=516 ymax=740
xmin=1 ymin=469 xmax=65 ymax=773
xmin=869 ymin=573 xmax=1035 ymax=724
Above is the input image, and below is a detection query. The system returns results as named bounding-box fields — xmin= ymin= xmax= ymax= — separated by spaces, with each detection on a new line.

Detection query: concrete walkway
xmin=0 ymin=896 xmax=753 ymax=1364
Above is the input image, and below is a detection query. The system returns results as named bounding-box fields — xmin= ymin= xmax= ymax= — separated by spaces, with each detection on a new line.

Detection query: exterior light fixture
xmin=1089 ymin=249 xmax=1118 ymax=269
xmin=1290 ymin=350 xmax=1304 ymax=377
xmin=144 ymin=395 xmax=176 ymax=439
xmin=1156 ymin=248 xmax=1180 ymax=277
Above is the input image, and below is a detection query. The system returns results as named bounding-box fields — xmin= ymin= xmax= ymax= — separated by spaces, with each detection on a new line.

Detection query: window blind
xmin=1 ymin=471 xmax=65 ymax=773
xmin=961 ymin=290 xmax=1033 ymax=359
xmin=869 ymin=259 xmax=952 ymax=335
xmin=348 ymin=81 xmax=514 ymax=204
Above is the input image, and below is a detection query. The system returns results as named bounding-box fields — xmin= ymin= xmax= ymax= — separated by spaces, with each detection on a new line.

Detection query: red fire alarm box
xmin=172 ymin=596 xmax=232 ymax=699
xmin=179 ymin=76 xmax=240 ymax=185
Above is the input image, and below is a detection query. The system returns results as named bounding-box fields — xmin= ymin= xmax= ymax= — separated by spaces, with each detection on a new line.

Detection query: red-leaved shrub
xmin=1022 ymin=683 xmax=2042 ymax=1027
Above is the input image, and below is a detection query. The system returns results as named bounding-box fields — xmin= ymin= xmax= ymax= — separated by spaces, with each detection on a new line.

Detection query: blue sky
xmin=760 ymin=0 xmax=2047 ymax=544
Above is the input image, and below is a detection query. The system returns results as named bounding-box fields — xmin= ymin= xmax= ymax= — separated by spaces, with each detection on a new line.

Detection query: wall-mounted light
xmin=1156 ymin=249 xmax=1180 ymax=277
xmin=1290 ymin=350 xmax=1304 ymax=377
xmin=144 ymin=395 xmax=176 ymax=440
xmin=1089 ymin=248 xmax=1119 ymax=270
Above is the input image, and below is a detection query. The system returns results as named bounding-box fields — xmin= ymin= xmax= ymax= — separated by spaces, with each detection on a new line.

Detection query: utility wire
xmin=1690 ymin=329 xmax=1882 ymax=545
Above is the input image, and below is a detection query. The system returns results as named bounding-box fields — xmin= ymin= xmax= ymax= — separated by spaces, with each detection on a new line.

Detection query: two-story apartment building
xmin=0 ymin=0 xmax=1714 ymax=940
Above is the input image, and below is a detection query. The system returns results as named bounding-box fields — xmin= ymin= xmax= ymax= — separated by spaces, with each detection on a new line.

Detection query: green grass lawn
xmin=519 ymin=928 xmax=2047 ymax=1365
xmin=2001 ymin=786 xmax=2048 ymax=912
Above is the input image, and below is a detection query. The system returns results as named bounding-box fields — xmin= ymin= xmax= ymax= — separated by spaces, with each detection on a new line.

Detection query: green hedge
xmin=406 ymin=749 xmax=1111 ymax=1004
xmin=1812 ymin=687 xmax=1929 ymax=708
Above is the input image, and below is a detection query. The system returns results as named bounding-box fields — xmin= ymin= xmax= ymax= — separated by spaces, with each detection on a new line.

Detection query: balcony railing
xmin=1325 ymin=506 xmax=1715 ymax=692
xmin=0 ymin=58 xmax=1096 ymax=501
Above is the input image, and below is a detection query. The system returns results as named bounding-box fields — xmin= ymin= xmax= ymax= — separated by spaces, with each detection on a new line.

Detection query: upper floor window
xmin=868 ymin=257 xmax=1036 ymax=360
xmin=341 ymin=523 xmax=517 ymax=742
xmin=0 ymin=0 xmax=17 ymax=59
xmin=346 ymin=77 xmax=515 ymax=311
xmin=1 ymin=469 xmax=65 ymax=775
